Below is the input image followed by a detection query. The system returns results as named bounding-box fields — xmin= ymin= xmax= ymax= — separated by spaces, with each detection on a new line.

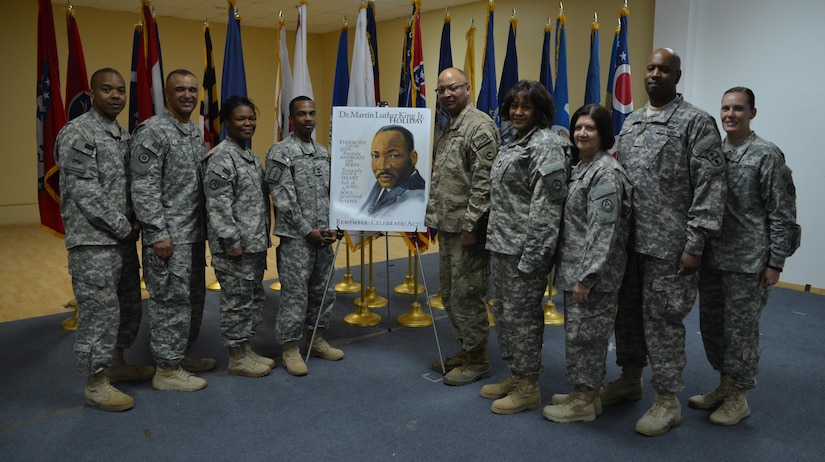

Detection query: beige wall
xmin=0 ymin=0 xmax=653 ymax=225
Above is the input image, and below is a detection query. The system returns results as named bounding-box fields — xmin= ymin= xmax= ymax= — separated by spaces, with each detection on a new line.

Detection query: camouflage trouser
xmin=213 ymin=252 xmax=267 ymax=348
xmin=143 ymin=242 xmax=206 ymax=366
xmin=563 ymin=290 xmax=618 ymax=389
xmin=68 ymin=243 xmax=142 ymax=376
xmin=489 ymin=253 xmax=547 ymax=376
xmin=438 ymin=231 xmax=490 ymax=354
xmin=275 ymin=237 xmax=335 ymax=344
xmin=698 ymin=268 xmax=768 ymax=390
xmin=615 ymin=252 xmax=697 ymax=393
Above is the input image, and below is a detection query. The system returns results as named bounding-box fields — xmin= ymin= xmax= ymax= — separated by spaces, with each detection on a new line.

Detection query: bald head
xmin=436 ymin=68 xmax=471 ymax=117
xmin=645 ymin=48 xmax=682 ymax=107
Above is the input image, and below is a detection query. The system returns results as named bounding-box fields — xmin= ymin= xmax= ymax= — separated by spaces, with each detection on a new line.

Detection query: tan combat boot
xmin=600 ymin=366 xmax=644 ymax=405
xmin=443 ymin=349 xmax=492 ymax=386
xmin=431 ymin=351 xmax=468 ymax=374
xmin=282 ymin=341 xmax=308 ymax=376
xmin=551 ymin=390 xmax=603 ymax=415
xmin=480 ymin=374 xmax=519 ymax=399
xmin=543 ymin=385 xmax=599 ymax=423
xmin=152 ymin=365 xmax=207 ymax=392
xmin=307 ymin=329 xmax=344 ymax=361
xmin=228 ymin=345 xmax=272 ymax=378
xmin=106 ymin=347 xmax=155 ymax=383
xmin=85 ymin=370 xmax=134 ymax=412
xmin=180 ymin=351 xmax=217 ymax=372
xmin=689 ymin=374 xmax=732 ymax=410
xmin=709 ymin=387 xmax=750 ymax=426
xmin=635 ymin=392 xmax=682 ymax=436
xmin=244 ymin=343 xmax=275 ymax=369
xmin=491 ymin=375 xmax=540 ymax=415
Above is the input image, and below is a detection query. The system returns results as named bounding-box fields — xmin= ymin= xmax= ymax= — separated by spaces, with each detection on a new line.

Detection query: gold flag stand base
xmin=543 ymin=273 xmax=564 ymax=325
xmin=207 ymin=279 xmax=221 ymax=292
xmin=344 ymin=301 xmax=382 ymax=326
xmin=60 ymin=299 xmax=79 ymax=331
xmin=335 ymin=272 xmax=360 ymax=293
xmin=397 ymin=301 xmax=432 ymax=327
xmin=354 ymin=286 xmax=388 ymax=309
xmin=269 ymin=280 xmax=281 ymax=291
xmin=394 ymin=275 xmax=425 ymax=294
xmin=426 ymin=290 xmax=444 ymax=310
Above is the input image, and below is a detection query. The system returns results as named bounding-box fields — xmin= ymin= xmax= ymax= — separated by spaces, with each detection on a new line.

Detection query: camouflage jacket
xmin=704 ymin=132 xmax=800 ymax=272
xmin=55 ymin=109 xmax=134 ymax=249
xmin=265 ymin=133 xmax=331 ymax=239
xmin=130 ymin=110 xmax=206 ymax=245
xmin=617 ymin=95 xmax=726 ymax=262
xmin=425 ymin=104 xmax=500 ymax=234
xmin=555 ymin=152 xmax=633 ymax=292
xmin=203 ymin=138 xmax=271 ymax=255
xmin=486 ymin=126 xmax=570 ymax=274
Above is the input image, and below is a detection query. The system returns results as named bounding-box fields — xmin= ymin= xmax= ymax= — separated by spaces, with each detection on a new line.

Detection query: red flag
xmin=65 ymin=6 xmax=90 ymax=121
xmin=36 ymin=0 xmax=67 ymax=236
xmin=141 ymin=0 xmax=164 ymax=115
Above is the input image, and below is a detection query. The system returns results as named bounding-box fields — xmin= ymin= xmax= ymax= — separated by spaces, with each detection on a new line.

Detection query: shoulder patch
xmin=205 ymin=170 xmax=231 ymax=198
xmin=267 ymin=162 xmax=287 ymax=184
xmin=539 ymin=160 xmax=568 ymax=201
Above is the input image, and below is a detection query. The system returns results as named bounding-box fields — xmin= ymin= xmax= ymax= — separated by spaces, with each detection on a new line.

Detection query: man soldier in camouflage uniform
xmin=691 ymin=87 xmax=800 ymax=426
xmin=605 ymin=49 xmax=727 ymax=436
xmin=204 ymin=96 xmax=274 ymax=378
xmin=56 ymin=68 xmax=154 ymax=411
xmin=265 ymin=96 xmax=343 ymax=376
xmin=131 ymin=69 xmax=214 ymax=392
xmin=427 ymin=67 xmax=500 ymax=386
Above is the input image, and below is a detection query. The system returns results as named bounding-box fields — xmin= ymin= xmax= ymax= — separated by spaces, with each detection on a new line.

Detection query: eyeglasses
xmin=435 ymin=83 xmax=469 ymax=95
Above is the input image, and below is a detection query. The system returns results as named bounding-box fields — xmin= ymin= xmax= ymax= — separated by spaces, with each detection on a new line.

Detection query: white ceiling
xmin=66 ymin=0 xmax=481 ymax=33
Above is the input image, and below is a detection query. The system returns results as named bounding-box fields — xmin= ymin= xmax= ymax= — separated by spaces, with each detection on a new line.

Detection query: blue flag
xmin=397 ymin=22 xmax=412 ymax=108
xmin=477 ymin=2 xmax=499 ymax=128
xmin=367 ymin=1 xmax=380 ymax=101
xmin=539 ymin=24 xmax=553 ymax=95
xmin=584 ymin=21 xmax=601 ymax=105
xmin=609 ymin=7 xmax=633 ymax=135
xmin=332 ymin=27 xmax=349 ymax=107
xmin=220 ymin=1 xmax=247 ymax=141
xmin=551 ymin=11 xmax=569 ymax=137
xmin=498 ymin=17 xmax=519 ymax=141
xmin=434 ymin=14 xmax=453 ymax=141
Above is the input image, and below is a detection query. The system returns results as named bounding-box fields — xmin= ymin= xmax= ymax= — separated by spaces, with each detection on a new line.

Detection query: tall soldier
xmin=427 ymin=68 xmax=500 ymax=386
xmin=266 ymin=96 xmax=343 ymax=377
xmin=56 ymin=68 xmax=154 ymax=411
xmin=131 ymin=69 xmax=214 ymax=392
xmin=604 ymin=49 xmax=726 ymax=436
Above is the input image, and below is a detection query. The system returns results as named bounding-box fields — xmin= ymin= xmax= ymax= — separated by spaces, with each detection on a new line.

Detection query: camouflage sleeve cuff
xmin=142 ymin=228 xmax=170 ymax=246
xmin=220 ymin=237 xmax=241 ymax=253
xmin=684 ymin=233 xmax=705 ymax=256
xmin=767 ymin=255 xmax=786 ymax=271
xmin=579 ymin=273 xmax=599 ymax=290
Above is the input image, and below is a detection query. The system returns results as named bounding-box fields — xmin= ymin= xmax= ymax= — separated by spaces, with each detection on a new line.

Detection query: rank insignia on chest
xmin=315 ymin=166 xmax=322 ymax=176
xmin=634 ymin=137 xmax=644 ymax=147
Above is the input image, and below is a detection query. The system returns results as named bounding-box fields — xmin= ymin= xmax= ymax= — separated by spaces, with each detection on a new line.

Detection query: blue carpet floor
xmin=1 ymin=253 xmax=824 ymax=461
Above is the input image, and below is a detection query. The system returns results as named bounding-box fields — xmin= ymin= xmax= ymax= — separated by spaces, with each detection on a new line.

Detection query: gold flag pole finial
xmin=279 ymin=10 xmax=284 ymax=22
xmin=205 ymin=17 xmax=209 ymax=26
xmin=512 ymin=8 xmax=516 ymax=18
xmin=624 ymin=0 xmax=629 ymax=9
xmin=594 ymin=12 xmax=598 ymax=23
xmin=67 ymin=1 xmax=73 ymax=11
xmin=343 ymin=16 xmax=347 ymax=27
xmin=235 ymin=5 xmax=240 ymax=20
xmin=559 ymin=3 xmax=564 ymax=14
xmin=361 ymin=0 xmax=366 ymax=6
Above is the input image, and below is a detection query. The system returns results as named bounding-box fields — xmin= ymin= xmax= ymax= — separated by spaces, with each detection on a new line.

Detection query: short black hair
xmin=289 ymin=95 xmax=313 ymax=115
xmin=220 ymin=95 xmax=258 ymax=124
xmin=165 ymin=69 xmax=196 ymax=86
xmin=90 ymin=68 xmax=122 ymax=89
xmin=500 ymin=80 xmax=555 ymax=129
xmin=724 ymin=86 xmax=756 ymax=109
xmin=569 ymin=104 xmax=615 ymax=154
xmin=375 ymin=125 xmax=414 ymax=153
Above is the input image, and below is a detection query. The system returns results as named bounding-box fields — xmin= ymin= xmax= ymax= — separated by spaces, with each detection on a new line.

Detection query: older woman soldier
xmin=481 ymin=80 xmax=571 ymax=414
xmin=203 ymin=96 xmax=275 ymax=378
xmin=543 ymin=104 xmax=632 ymax=423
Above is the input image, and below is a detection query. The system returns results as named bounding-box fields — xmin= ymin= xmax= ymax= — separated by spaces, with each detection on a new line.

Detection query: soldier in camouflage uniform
xmin=131 ymin=70 xmax=213 ymax=392
xmin=56 ymin=68 xmax=153 ymax=412
xmin=543 ymin=104 xmax=632 ymax=424
xmin=605 ymin=49 xmax=726 ymax=437
xmin=690 ymin=87 xmax=801 ymax=426
xmin=427 ymin=68 xmax=500 ymax=386
xmin=204 ymin=96 xmax=274 ymax=378
xmin=481 ymin=80 xmax=570 ymax=414
xmin=265 ymin=96 xmax=343 ymax=377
